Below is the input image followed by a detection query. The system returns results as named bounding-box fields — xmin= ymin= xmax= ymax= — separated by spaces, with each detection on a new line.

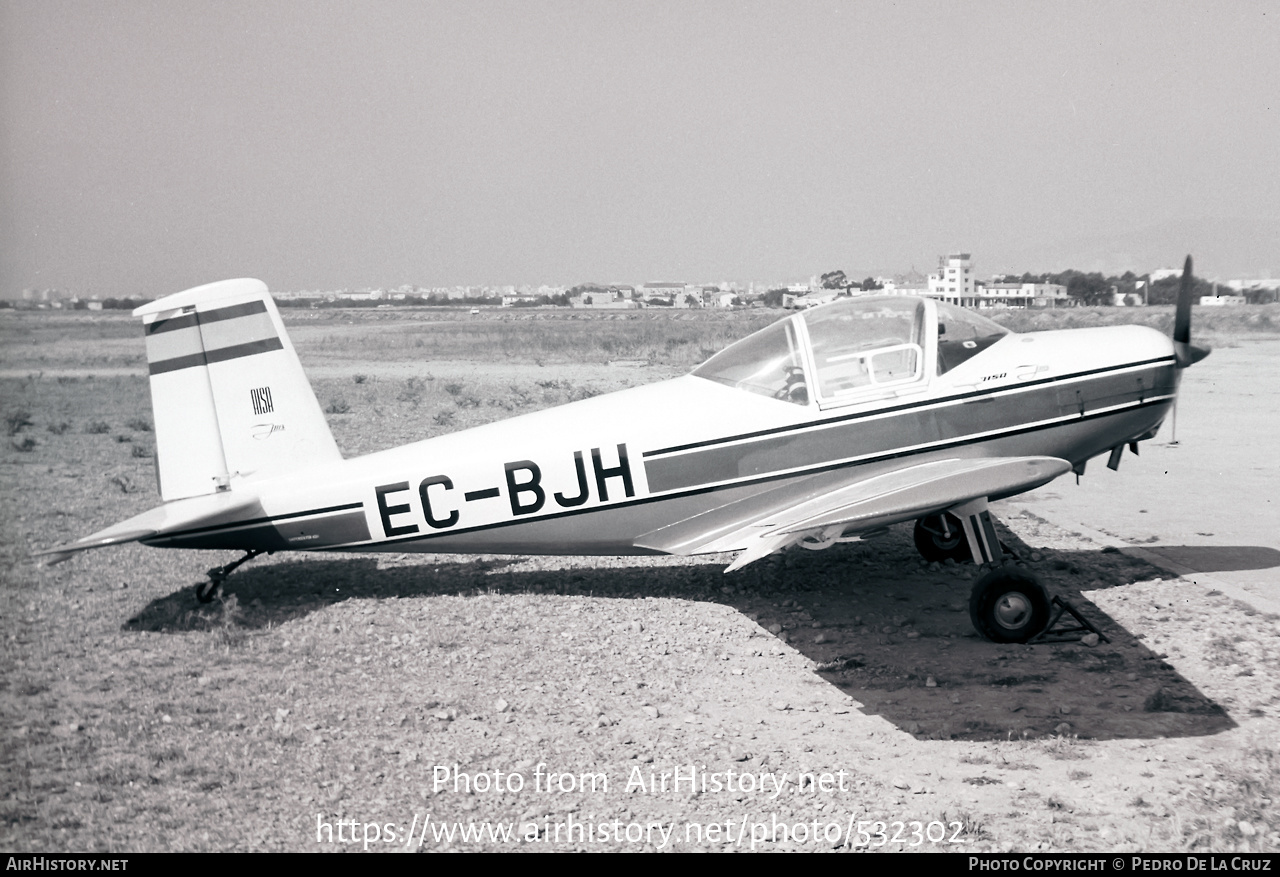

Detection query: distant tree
xmin=1062 ymin=272 xmax=1111 ymax=306
xmin=1148 ymin=272 xmax=1214 ymax=305
xmin=762 ymin=288 xmax=787 ymax=308
xmin=820 ymin=270 xmax=848 ymax=290
xmin=860 ymin=277 xmax=883 ymax=291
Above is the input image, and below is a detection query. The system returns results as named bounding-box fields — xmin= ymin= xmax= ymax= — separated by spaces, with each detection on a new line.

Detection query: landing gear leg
xmin=195 ymin=549 xmax=267 ymax=604
xmin=948 ymin=497 xmax=1051 ymax=643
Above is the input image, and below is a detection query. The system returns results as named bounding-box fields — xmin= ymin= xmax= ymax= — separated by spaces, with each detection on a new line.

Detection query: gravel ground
xmin=2 ymin=313 xmax=1277 ymax=853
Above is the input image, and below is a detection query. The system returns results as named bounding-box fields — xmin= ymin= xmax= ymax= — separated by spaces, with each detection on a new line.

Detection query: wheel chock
xmin=1029 ymin=595 xmax=1109 ymax=644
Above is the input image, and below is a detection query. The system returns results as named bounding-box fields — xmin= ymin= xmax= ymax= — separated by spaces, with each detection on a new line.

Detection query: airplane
xmin=37 ymin=258 xmax=1210 ymax=644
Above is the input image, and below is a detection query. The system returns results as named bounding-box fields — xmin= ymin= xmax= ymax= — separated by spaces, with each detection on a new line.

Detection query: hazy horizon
xmin=3 ymin=2 xmax=1278 ymax=298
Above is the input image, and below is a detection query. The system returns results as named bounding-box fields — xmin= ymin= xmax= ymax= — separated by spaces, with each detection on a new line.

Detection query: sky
xmin=2 ymin=1 xmax=1277 ymax=297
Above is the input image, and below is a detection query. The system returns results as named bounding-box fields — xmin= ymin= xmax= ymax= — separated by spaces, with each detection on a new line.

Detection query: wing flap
xmin=635 ymin=456 xmax=1070 ymax=566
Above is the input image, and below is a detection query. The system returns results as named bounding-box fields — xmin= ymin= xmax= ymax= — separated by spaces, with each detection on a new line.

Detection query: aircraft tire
xmin=195 ymin=580 xmax=220 ymax=604
xmin=913 ymin=514 xmax=971 ymax=564
xmin=968 ymin=566 xmax=1050 ymax=644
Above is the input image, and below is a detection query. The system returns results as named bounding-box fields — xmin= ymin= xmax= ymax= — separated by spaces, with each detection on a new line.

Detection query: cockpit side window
xmin=691 ymin=318 xmax=809 ymax=404
xmin=934 ymin=301 xmax=1009 ymax=374
xmin=802 ymin=298 xmax=924 ymax=399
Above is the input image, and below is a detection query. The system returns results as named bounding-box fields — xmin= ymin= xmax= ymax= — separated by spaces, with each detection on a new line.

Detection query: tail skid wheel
xmin=195 ymin=579 xmax=221 ymax=604
xmin=969 ymin=565 xmax=1051 ymax=643
xmin=193 ymin=549 xmax=267 ymax=604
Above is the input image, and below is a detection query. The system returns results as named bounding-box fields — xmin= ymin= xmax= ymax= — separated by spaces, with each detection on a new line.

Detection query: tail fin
xmin=134 ymin=279 xmax=341 ymax=501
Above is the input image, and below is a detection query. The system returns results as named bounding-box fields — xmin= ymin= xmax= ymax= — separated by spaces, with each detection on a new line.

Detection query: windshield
xmin=692 ymin=318 xmax=808 ymax=404
xmin=934 ymin=300 xmax=1009 ymax=373
xmin=801 ymin=297 xmax=924 ymax=398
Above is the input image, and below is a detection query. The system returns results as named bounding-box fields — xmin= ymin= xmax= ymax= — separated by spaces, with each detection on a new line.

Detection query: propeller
xmin=1173 ymin=255 xmax=1211 ymax=368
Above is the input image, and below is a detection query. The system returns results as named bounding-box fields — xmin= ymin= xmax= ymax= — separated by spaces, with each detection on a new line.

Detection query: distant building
xmin=926 ymin=254 xmax=1066 ymax=308
xmin=979 ymin=282 xmax=1070 ymax=309
xmin=928 ymin=253 xmax=976 ymax=303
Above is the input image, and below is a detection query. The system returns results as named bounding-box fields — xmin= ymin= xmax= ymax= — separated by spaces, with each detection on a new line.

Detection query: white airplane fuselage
xmin=141 ymin=320 xmax=1179 ymax=559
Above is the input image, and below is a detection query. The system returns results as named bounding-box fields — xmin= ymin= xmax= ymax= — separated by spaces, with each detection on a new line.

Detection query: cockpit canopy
xmin=693 ymin=296 xmax=1009 ymax=406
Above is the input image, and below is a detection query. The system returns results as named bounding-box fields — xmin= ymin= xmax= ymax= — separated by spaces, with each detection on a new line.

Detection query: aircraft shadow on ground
xmin=123 ymin=526 xmax=1242 ymax=743
xmin=1141 ymin=545 xmax=1280 ymax=574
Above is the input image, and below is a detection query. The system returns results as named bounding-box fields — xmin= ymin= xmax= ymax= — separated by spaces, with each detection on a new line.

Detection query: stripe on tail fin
xmin=135 ymin=279 xmax=341 ymax=501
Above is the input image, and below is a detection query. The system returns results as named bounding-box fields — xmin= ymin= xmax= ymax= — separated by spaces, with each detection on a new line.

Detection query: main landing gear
xmin=913 ymin=499 xmax=1056 ymax=644
xmin=967 ymin=566 xmax=1051 ymax=644
xmin=913 ymin=513 xmax=970 ymax=564
xmin=195 ymin=549 xmax=267 ymax=603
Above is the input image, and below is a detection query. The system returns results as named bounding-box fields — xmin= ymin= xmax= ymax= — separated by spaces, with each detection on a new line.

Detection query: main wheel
xmin=968 ymin=566 xmax=1050 ymax=643
xmin=195 ymin=579 xmax=220 ymax=604
xmin=913 ymin=513 xmax=971 ymax=563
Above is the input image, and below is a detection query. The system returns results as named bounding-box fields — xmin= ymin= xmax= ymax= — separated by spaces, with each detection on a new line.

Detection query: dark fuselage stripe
xmin=643 ymin=356 xmax=1175 ymax=459
xmin=360 ymin=396 xmax=1169 ymax=549
xmin=643 ymin=361 xmax=1175 ymax=493
xmin=150 ymin=502 xmax=365 ymax=541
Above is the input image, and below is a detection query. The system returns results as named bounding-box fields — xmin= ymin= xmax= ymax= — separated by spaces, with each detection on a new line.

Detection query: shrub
xmin=11 ymin=436 xmax=36 ymax=452
xmin=85 ymin=421 xmax=110 ymax=434
xmin=125 ymin=418 xmax=152 ymax=432
xmin=325 ymin=398 xmax=351 ymax=414
xmin=46 ymin=422 xmax=71 ymax=435
xmin=397 ymin=377 xmax=423 ymax=405
xmin=5 ymin=410 xmax=33 ymax=436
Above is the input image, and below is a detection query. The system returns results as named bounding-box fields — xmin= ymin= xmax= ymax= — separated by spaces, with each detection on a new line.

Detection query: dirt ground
xmin=1 ymin=311 xmax=1277 ymax=852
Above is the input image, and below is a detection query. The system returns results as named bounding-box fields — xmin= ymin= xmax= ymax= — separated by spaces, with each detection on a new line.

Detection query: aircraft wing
xmin=634 ymin=456 xmax=1071 ymax=572
xmin=32 ymin=492 xmax=262 ymax=565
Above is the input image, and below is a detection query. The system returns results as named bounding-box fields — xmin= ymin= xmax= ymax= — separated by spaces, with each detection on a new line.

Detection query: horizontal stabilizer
xmin=33 ymin=492 xmax=261 ymax=565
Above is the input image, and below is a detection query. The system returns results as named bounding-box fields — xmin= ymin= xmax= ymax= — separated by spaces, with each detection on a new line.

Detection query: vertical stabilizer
xmin=134 ymin=279 xmax=341 ymax=500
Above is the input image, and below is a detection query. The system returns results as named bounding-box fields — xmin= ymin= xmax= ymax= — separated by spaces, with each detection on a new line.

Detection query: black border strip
xmin=362 ymin=398 xmax=1167 ymax=549
xmin=148 ymin=337 xmax=283 ymax=375
xmin=198 ymin=299 xmax=269 ymax=325
xmin=145 ymin=300 xmax=269 ymax=335
xmin=152 ymin=501 xmax=364 ymax=541
xmin=643 ymin=356 xmax=1174 ymax=459
xmin=146 ymin=311 xmax=198 ymax=335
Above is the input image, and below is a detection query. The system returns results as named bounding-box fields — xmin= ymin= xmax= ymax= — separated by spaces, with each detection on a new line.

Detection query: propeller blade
xmin=1172 ymin=254 xmax=1210 ymax=367
xmin=1174 ymin=255 xmax=1193 ymax=344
